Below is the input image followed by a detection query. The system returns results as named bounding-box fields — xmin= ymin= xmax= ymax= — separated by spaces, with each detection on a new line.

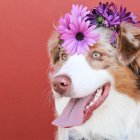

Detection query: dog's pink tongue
xmin=52 ymin=95 xmax=91 ymax=128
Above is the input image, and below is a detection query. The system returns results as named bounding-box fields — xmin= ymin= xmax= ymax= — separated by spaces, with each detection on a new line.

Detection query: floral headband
xmin=57 ymin=2 xmax=139 ymax=55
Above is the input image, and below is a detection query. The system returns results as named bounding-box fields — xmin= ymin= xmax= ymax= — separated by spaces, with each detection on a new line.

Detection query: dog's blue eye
xmin=92 ymin=52 xmax=101 ymax=59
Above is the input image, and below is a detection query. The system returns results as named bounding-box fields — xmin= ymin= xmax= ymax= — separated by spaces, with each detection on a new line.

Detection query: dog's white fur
xmin=50 ymin=28 xmax=140 ymax=140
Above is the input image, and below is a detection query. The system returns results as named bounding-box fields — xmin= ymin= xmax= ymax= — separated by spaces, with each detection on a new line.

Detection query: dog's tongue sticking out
xmin=52 ymin=95 xmax=91 ymax=128
xmin=52 ymin=84 xmax=110 ymax=128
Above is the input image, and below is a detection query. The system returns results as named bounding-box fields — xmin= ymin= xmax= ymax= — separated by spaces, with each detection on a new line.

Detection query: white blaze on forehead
xmin=95 ymin=27 xmax=113 ymax=43
xmin=54 ymin=54 xmax=113 ymax=98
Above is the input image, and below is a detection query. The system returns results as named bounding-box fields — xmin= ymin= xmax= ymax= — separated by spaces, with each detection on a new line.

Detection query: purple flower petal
xmin=61 ymin=34 xmax=74 ymax=40
xmin=69 ymin=23 xmax=78 ymax=33
xmin=62 ymin=39 xmax=74 ymax=48
xmin=66 ymin=40 xmax=77 ymax=54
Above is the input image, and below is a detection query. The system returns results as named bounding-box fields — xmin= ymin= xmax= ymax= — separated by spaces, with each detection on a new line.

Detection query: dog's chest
xmin=68 ymin=135 xmax=87 ymax=140
xmin=67 ymin=130 xmax=109 ymax=140
xmin=67 ymin=130 xmax=88 ymax=140
xmin=68 ymin=133 xmax=88 ymax=140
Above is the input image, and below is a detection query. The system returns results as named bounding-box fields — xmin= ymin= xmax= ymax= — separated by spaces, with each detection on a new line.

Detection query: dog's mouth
xmin=52 ymin=83 xmax=110 ymax=128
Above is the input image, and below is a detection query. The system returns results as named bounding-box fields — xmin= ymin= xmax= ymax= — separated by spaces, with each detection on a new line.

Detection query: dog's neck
xmin=59 ymin=128 xmax=129 ymax=140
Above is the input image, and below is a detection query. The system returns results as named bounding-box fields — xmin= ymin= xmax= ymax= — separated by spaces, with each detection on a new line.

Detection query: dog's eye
xmin=61 ymin=53 xmax=67 ymax=61
xmin=92 ymin=51 xmax=101 ymax=59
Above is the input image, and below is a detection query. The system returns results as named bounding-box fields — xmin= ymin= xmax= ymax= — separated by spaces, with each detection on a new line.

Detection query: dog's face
xmin=48 ymin=23 xmax=140 ymax=129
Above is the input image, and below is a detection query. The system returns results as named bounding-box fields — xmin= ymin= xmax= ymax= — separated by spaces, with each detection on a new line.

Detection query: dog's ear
xmin=48 ymin=32 xmax=60 ymax=66
xmin=117 ymin=23 xmax=140 ymax=75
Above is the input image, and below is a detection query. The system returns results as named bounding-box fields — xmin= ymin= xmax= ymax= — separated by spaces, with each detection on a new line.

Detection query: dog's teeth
xmin=86 ymin=105 xmax=90 ymax=109
xmin=85 ymin=86 xmax=104 ymax=110
xmin=89 ymin=102 xmax=94 ymax=107
xmin=96 ymin=92 xmax=102 ymax=97
xmin=97 ymin=88 xmax=103 ymax=94
xmin=94 ymin=96 xmax=99 ymax=102
xmin=96 ymin=89 xmax=100 ymax=93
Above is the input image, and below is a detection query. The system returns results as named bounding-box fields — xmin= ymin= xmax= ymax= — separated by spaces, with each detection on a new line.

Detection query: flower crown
xmin=57 ymin=2 xmax=139 ymax=55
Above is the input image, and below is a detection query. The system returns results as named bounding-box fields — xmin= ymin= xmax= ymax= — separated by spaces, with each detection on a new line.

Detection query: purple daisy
xmin=87 ymin=2 xmax=120 ymax=28
xmin=61 ymin=17 xmax=100 ymax=55
xmin=88 ymin=2 xmax=139 ymax=28
xmin=70 ymin=4 xmax=90 ymax=21
xmin=57 ymin=13 xmax=71 ymax=35
xmin=87 ymin=2 xmax=139 ymax=45
xmin=57 ymin=4 xmax=99 ymax=55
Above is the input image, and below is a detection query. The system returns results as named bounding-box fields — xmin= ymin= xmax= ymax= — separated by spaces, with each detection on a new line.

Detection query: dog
xmin=48 ymin=4 xmax=140 ymax=140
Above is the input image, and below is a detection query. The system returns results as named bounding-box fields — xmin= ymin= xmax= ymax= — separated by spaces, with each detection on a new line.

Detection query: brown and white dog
xmin=48 ymin=23 xmax=140 ymax=140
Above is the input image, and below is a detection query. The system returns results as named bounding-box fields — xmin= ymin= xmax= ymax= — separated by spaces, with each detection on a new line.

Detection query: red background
xmin=0 ymin=0 xmax=139 ymax=139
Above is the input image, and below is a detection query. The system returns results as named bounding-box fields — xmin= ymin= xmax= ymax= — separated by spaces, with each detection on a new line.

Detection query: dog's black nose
xmin=53 ymin=75 xmax=71 ymax=95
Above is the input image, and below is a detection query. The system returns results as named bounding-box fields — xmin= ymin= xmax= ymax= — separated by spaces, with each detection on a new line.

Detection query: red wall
xmin=0 ymin=0 xmax=139 ymax=139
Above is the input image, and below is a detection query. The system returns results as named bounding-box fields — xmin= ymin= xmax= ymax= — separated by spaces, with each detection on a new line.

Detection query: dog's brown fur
xmin=117 ymin=23 xmax=140 ymax=76
xmin=110 ymin=66 xmax=140 ymax=101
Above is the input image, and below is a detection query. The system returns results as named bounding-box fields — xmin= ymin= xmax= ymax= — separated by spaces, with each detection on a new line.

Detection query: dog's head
xmin=48 ymin=23 xmax=140 ymax=128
